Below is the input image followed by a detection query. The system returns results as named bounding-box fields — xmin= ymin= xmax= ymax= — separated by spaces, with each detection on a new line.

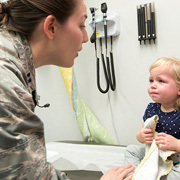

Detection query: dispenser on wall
xmin=89 ymin=11 xmax=120 ymax=39
xmin=137 ymin=2 xmax=156 ymax=45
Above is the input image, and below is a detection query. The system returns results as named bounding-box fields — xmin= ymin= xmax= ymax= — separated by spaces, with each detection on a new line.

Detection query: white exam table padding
xmin=46 ymin=141 xmax=126 ymax=174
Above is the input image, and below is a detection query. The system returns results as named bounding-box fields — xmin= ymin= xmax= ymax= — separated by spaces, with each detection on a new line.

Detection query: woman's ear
xmin=43 ymin=15 xmax=57 ymax=40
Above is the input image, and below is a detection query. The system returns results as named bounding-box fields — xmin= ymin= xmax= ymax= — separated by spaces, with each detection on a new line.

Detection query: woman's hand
xmin=155 ymin=133 xmax=180 ymax=151
xmin=100 ymin=164 xmax=135 ymax=180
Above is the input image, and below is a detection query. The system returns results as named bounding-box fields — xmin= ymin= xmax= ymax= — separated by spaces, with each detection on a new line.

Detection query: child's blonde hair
xmin=150 ymin=57 xmax=180 ymax=110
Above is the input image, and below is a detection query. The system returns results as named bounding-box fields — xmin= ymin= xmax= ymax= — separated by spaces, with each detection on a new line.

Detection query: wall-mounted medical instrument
xmin=137 ymin=2 xmax=156 ymax=45
xmin=89 ymin=3 xmax=120 ymax=94
xmin=90 ymin=7 xmax=109 ymax=94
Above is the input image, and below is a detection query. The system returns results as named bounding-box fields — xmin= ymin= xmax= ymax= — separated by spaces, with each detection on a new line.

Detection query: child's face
xmin=148 ymin=67 xmax=180 ymax=107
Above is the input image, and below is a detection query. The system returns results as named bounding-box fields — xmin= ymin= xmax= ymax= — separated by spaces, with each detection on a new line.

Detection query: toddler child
xmin=124 ymin=57 xmax=180 ymax=180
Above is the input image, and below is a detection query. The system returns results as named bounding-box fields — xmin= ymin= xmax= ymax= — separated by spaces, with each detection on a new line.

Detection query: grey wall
xmin=36 ymin=0 xmax=180 ymax=145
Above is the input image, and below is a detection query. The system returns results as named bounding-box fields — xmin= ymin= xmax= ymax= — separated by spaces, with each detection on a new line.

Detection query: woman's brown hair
xmin=0 ymin=0 xmax=77 ymax=39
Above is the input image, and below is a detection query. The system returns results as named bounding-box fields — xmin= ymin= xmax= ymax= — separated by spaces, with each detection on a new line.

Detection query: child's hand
xmin=137 ymin=128 xmax=154 ymax=144
xmin=155 ymin=133 xmax=179 ymax=151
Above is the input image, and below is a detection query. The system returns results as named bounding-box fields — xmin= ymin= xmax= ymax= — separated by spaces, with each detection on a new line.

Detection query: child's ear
xmin=178 ymin=88 xmax=180 ymax=96
xmin=43 ymin=15 xmax=57 ymax=40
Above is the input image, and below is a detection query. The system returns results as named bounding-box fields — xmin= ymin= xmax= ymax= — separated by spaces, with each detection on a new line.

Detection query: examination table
xmin=46 ymin=141 xmax=126 ymax=180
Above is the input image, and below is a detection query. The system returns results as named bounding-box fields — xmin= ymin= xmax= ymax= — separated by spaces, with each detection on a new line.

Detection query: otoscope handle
xmin=141 ymin=6 xmax=146 ymax=43
xmin=150 ymin=2 xmax=156 ymax=40
xmin=104 ymin=24 xmax=108 ymax=49
xmin=137 ymin=6 xmax=142 ymax=43
xmin=151 ymin=12 xmax=156 ymax=43
xmin=101 ymin=2 xmax=108 ymax=49
xmin=147 ymin=20 xmax=151 ymax=41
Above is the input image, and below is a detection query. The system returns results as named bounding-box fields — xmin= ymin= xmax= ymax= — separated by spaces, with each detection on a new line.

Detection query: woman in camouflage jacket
xmin=0 ymin=0 xmax=88 ymax=179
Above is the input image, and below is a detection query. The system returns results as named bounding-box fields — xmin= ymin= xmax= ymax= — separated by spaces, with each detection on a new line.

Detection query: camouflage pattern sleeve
xmin=0 ymin=31 xmax=70 ymax=179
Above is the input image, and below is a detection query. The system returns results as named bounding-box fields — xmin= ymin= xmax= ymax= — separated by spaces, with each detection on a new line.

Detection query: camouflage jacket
xmin=0 ymin=30 xmax=70 ymax=180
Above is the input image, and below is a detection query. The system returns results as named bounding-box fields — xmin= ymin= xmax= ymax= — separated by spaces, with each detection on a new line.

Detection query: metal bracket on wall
xmin=137 ymin=2 xmax=156 ymax=45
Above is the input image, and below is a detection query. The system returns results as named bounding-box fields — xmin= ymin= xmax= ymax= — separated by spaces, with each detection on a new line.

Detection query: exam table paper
xmin=46 ymin=142 xmax=126 ymax=173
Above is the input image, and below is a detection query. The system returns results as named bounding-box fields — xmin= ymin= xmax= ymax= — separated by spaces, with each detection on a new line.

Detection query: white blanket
xmin=132 ymin=115 xmax=176 ymax=180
